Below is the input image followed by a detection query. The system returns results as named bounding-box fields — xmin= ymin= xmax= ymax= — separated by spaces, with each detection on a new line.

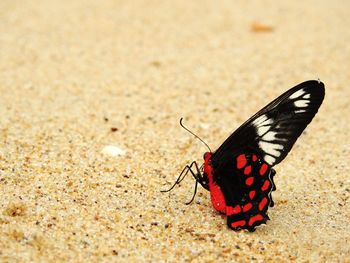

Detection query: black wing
xmin=211 ymin=80 xmax=325 ymax=168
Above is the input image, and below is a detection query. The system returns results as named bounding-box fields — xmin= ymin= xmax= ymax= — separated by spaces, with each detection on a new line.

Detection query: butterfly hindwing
xmin=215 ymin=152 xmax=276 ymax=231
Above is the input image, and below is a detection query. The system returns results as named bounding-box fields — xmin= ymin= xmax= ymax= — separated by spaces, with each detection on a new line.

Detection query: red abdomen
xmin=204 ymin=152 xmax=227 ymax=213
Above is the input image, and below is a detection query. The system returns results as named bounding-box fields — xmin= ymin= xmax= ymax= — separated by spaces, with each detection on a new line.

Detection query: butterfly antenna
xmin=180 ymin=118 xmax=212 ymax=152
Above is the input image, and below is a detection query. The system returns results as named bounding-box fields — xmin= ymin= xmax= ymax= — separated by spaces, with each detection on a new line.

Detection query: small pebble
xmin=199 ymin=123 xmax=210 ymax=130
xmin=101 ymin=145 xmax=126 ymax=156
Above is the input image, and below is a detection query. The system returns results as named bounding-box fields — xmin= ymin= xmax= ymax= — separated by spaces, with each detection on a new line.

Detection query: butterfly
xmin=162 ymin=80 xmax=325 ymax=232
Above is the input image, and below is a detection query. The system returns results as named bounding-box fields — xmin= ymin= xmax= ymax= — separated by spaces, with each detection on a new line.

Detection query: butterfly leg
xmin=161 ymin=161 xmax=199 ymax=192
xmin=185 ymin=162 xmax=208 ymax=205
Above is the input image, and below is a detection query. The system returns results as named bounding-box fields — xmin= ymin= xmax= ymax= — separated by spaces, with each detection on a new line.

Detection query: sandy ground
xmin=0 ymin=0 xmax=349 ymax=262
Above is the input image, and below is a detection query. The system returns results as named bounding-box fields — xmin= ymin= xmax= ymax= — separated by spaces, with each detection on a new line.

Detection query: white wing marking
xmin=257 ymin=125 xmax=270 ymax=136
xmin=295 ymin=100 xmax=309 ymax=107
xmin=289 ymin=89 xmax=305 ymax=99
xmin=259 ymin=141 xmax=283 ymax=157
xmin=265 ymin=155 xmax=276 ymax=165
xmin=252 ymin=115 xmax=268 ymax=126
xmin=262 ymin=131 xmax=277 ymax=141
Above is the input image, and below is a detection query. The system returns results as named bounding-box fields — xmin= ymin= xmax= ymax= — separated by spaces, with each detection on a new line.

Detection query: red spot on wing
xmin=236 ymin=154 xmax=247 ymax=169
xmin=259 ymin=197 xmax=268 ymax=211
xmin=249 ymin=190 xmax=256 ymax=200
xmin=248 ymin=214 xmax=264 ymax=226
xmin=252 ymin=155 xmax=257 ymax=161
xmin=226 ymin=205 xmax=241 ymax=216
xmin=231 ymin=220 xmax=246 ymax=228
xmin=261 ymin=180 xmax=270 ymax=191
xmin=245 ymin=177 xmax=254 ymax=186
xmin=244 ymin=165 xmax=252 ymax=175
xmin=260 ymin=164 xmax=268 ymax=175
xmin=243 ymin=203 xmax=252 ymax=212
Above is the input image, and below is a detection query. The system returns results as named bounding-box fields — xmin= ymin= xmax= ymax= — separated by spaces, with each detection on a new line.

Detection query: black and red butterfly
xmin=162 ymin=80 xmax=325 ymax=232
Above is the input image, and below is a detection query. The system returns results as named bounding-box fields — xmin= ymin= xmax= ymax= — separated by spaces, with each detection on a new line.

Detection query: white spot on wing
xmin=294 ymin=100 xmax=309 ymax=107
xmin=261 ymin=118 xmax=273 ymax=126
xmin=257 ymin=125 xmax=270 ymax=136
xmin=254 ymin=115 xmax=273 ymax=137
xmin=265 ymin=155 xmax=275 ymax=165
xmin=259 ymin=141 xmax=283 ymax=157
xmin=295 ymin=109 xmax=306 ymax=113
xmin=253 ymin=115 xmax=268 ymax=126
xmin=289 ymin=89 xmax=305 ymax=99
xmin=262 ymin=131 xmax=277 ymax=141
xmin=303 ymin=94 xmax=311 ymax=99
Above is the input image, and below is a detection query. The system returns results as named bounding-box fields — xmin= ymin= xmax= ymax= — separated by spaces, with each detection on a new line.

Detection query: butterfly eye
xmin=199 ymin=173 xmax=209 ymax=190
xmin=203 ymin=174 xmax=209 ymax=185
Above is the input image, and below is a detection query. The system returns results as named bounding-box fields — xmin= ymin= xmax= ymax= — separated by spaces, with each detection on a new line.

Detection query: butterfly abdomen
xmin=204 ymin=152 xmax=227 ymax=213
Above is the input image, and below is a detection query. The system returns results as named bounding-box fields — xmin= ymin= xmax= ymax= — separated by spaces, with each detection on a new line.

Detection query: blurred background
xmin=0 ymin=0 xmax=349 ymax=261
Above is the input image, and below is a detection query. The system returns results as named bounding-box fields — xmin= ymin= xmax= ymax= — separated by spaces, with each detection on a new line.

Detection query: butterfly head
xmin=197 ymin=168 xmax=209 ymax=191
xmin=198 ymin=151 xmax=213 ymax=191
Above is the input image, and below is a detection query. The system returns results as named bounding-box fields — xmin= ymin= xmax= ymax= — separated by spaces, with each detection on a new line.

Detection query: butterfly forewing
xmin=211 ymin=80 xmax=325 ymax=167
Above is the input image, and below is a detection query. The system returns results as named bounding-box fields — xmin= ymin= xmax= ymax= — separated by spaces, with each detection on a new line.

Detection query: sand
xmin=0 ymin=0 xmax=349 ymax=262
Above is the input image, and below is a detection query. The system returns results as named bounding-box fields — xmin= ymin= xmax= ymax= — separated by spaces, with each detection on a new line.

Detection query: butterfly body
xmin=163 ymin=80 xmax=325 ymax=231
xmin=203 ymin=152 xmax=226 ymax=213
